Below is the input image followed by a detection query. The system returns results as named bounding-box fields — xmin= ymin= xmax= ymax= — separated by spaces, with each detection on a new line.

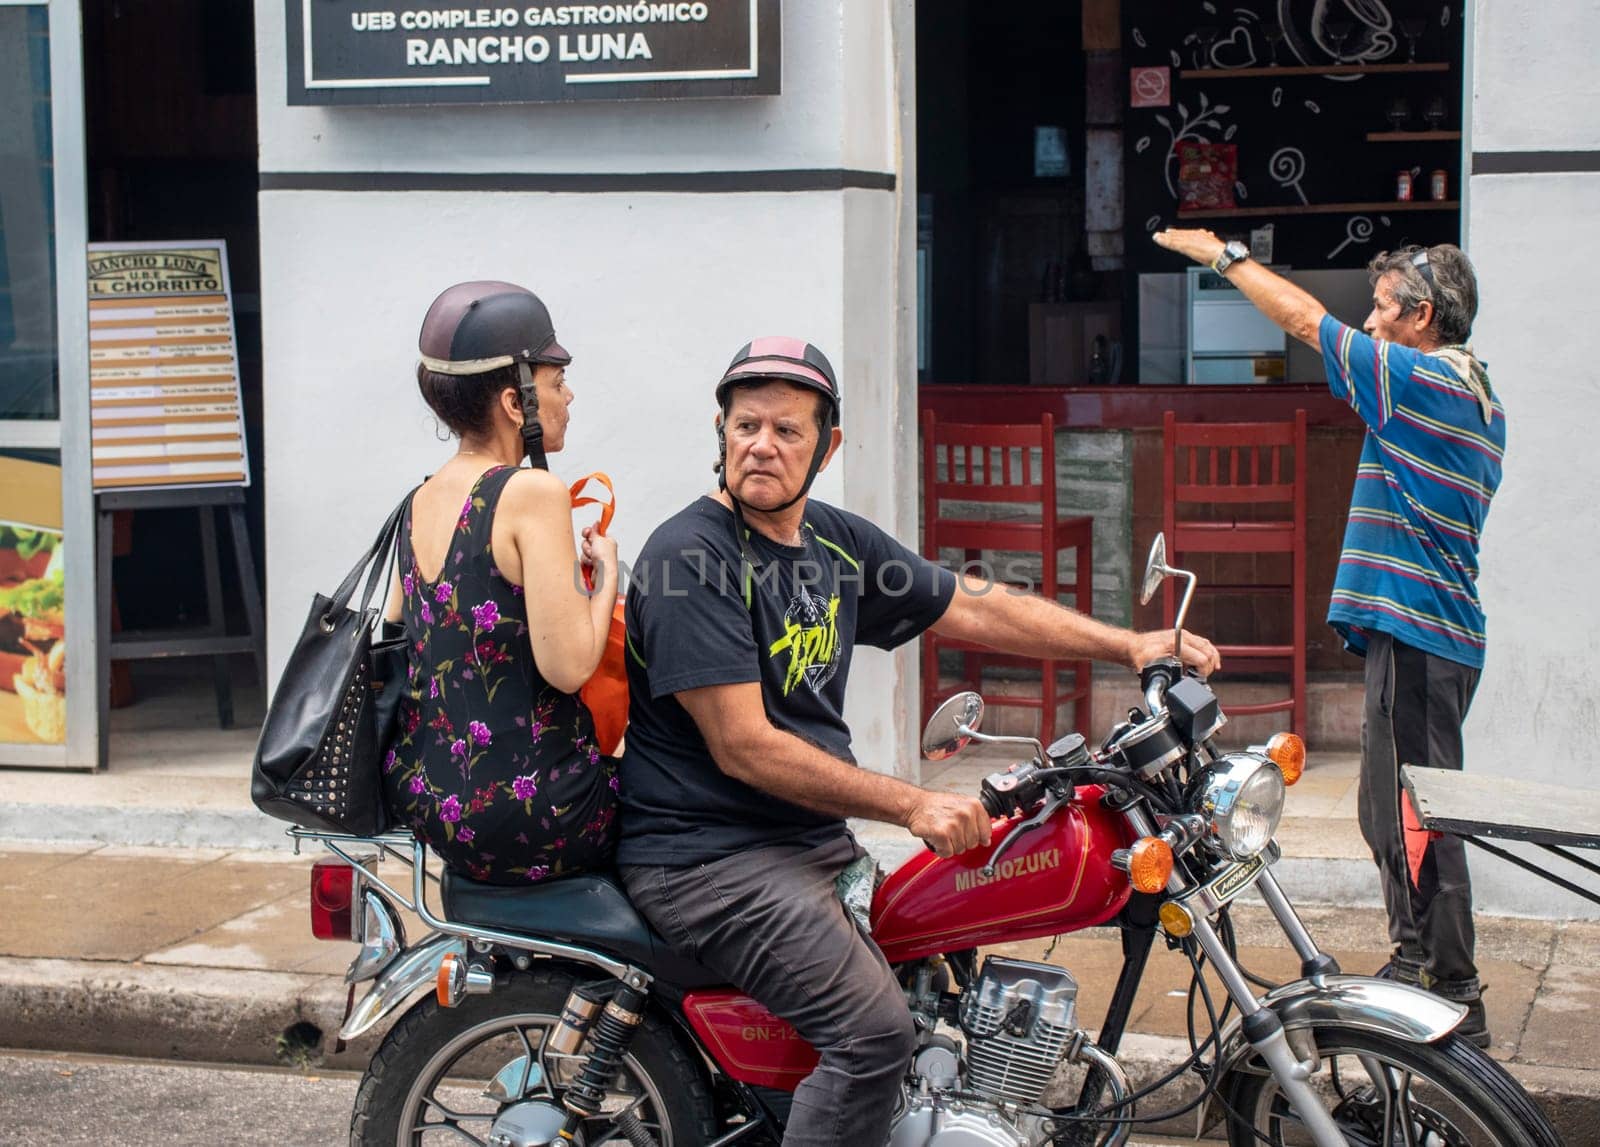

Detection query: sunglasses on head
xmin=1411 ymin=249 xmax=1437 ymax=294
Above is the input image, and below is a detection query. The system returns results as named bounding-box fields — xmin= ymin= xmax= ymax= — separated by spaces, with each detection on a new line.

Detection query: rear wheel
xmin=1222 ymin=1025 xmax=1561 ymax=1147
xmin=351 ymin=967 xmax=715 ymax=1146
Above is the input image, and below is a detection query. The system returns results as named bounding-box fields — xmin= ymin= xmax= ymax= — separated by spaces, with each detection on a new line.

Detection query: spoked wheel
xmin=1221 ymin=1025 xmax=1561 ymax=1147
xmin=351 ymin=968 xmax=715 ymax=1146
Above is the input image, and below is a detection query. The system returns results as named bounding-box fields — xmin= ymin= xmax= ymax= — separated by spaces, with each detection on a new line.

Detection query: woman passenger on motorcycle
xmin=382 ymin=281 xmax=620 ymax=885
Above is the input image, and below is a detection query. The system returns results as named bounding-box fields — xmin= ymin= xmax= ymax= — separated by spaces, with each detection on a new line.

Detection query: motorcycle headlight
xmin=1196 ymin=752 xmax=1285 ymax=860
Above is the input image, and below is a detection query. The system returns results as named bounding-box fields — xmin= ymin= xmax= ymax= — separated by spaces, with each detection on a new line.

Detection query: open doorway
xmin=913 ymin=1 xmax=1469 ymax=743
xmin=81 ymin=0 xmax=264 ymax=766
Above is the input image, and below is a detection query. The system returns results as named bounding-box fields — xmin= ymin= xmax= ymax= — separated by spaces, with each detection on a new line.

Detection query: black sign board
xmin=287 ymin=0 xmax=780 ymax=105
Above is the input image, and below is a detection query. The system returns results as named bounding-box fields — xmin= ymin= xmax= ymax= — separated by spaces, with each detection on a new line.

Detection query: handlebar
xmin=1139 ymin=658 xmax=1182 ymax=715
xmin=979 ymin=763 xmax=1044 ymax=818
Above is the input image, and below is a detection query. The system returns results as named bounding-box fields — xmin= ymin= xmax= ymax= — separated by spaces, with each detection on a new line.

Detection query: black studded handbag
xmin=250 ymin=489 xmax=417 ymax=835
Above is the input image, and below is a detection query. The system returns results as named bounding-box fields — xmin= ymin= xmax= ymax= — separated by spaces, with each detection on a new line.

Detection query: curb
xmin=1 ymin=956 xmax=1594 ymax=1141
xmin=0 ymin=957 xmax=378 ymax=1072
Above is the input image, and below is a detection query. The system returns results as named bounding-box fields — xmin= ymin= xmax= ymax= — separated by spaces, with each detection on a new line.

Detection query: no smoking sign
xmin=1130 ymin=66 xmax=1170 ymax=109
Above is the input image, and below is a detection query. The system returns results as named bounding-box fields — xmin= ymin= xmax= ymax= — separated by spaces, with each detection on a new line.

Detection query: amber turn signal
xmin=1128 ymin=836 xmax=1175 ymax=893
xmin=1266 ymin=732 xmax=1306 ymax=785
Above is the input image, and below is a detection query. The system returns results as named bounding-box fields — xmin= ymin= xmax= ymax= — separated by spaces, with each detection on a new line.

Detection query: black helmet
xmin=418 ymin=281 xmax=570 ymax=469
xmin=714 ymin=336 xmax=841 ymax=514
xmin=419 ymin=281 xmax=570 ymax=373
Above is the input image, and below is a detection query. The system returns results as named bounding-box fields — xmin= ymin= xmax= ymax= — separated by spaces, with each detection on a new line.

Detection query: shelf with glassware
xmin=1174 ymin=15 xmax=1447 ymax=78
xmin=1177 ymin=62 xmax=1449 ymax=80
xmin=1365 ymin=131 xmax=1461 ymax=142
xmin=1176 ymin=200 xmax=1458 ymax=221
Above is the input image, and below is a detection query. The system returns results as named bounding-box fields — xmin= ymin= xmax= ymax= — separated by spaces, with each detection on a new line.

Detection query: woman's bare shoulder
xmin=497 ymin=467 xmax=569 ymax=516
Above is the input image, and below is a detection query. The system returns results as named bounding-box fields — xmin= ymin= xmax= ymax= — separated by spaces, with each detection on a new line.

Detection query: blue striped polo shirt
xmin=1319 ymin=315 xmax=1505 ymax=668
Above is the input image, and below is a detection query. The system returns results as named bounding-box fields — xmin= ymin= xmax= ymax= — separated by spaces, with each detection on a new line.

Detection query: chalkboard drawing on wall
xmin=1134 ymin=89 xmax=1238 ymax=218
xmin=1178 ymin=142 xmax=1236 ymax=211
xmin=1124 ymin=2 xmax=1463 ymax=270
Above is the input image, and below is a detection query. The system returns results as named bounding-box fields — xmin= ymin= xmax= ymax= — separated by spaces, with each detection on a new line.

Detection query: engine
xmin=887 ymin=957 xmax=1130 ymax=1147
xmin=959 ymin=957 xmax=1080 ymax=1105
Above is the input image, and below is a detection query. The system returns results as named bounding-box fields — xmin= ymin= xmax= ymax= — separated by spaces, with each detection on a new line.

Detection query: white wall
xmin=1460 ymin=0 xmax=1600 ymax=917
xmin=1470 ymin=3 xmax=1600 ymax=153
xmin=256 ymin=2 xmax=920 ymax=774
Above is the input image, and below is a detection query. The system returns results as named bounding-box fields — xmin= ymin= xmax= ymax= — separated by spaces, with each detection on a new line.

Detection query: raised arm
xmin=500 ymin=468 xmax=619 ymax=693
xmin=1153 ymin=228 xmax=1328 ymax=349
xmin=933 ymin=574 xmax=1221 ymax=676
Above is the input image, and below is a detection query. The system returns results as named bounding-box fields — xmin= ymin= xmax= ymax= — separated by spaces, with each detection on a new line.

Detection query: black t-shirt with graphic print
xmin=615 ymin=495 xmax=957 ymax=867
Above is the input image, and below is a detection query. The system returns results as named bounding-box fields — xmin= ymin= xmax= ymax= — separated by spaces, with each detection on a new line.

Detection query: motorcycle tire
xmin=1221 ymin=1024 xmax=1562 ymax=1147
xmin=350 ymin=966 xmax=716 ymax=1147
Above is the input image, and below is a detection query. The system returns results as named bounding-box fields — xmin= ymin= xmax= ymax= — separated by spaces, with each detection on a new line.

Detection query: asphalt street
xmin=0 ymin=1050 xmax=1223 ymax=1146
xmin=0 ymin=1051 xmax=359 ymax=1146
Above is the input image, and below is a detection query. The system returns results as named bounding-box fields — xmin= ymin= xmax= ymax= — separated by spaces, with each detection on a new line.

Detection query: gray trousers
xmin=621 ymin=835 xmax=915 ymax=1147
xmin=1358 ymin=630 xmax=1481 ymax=1000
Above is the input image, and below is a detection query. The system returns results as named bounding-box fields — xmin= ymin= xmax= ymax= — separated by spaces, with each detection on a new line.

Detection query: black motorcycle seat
xmin=439 ymin=868 xmax=724 ymax=992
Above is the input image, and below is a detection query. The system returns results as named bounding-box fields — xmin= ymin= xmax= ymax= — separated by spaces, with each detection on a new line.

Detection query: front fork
xmin=1124 ymin=807 xmax=1354 ymax=1147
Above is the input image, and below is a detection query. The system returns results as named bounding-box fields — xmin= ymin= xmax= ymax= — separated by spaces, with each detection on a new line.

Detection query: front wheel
xmin=350 ymin=967 xmax=715 ymax=1146
xmin=1221 ymin=1025 xmax=1561 ymax=1147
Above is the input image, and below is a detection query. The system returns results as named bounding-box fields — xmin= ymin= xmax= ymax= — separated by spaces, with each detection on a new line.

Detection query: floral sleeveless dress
xmin=383 ymin=465 xmax=618 ymax=885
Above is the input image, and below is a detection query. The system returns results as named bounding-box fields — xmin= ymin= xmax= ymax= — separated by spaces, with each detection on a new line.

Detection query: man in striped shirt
xmin=1154 ymin=230 xmax=1500 ymax=1047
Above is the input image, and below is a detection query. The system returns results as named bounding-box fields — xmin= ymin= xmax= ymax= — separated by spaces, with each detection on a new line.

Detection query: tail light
xmin=310 ymin=859 xmax=356 ymax=940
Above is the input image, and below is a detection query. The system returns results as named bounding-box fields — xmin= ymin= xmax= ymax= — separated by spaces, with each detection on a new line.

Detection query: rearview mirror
xmin=922 ymin=692 xmax=985 ymax=761
xmin=1140 ymin=533 xmax=1171 ymax=606
xmin=1139 ymin=531 xmax=1199 ymax=663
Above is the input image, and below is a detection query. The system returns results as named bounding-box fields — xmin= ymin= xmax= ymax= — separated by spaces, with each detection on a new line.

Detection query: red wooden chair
xmin=920 ymin=410 xmax=1094 ymax=747
xmin=1161 ymin=409 xmax=1307 ymax=738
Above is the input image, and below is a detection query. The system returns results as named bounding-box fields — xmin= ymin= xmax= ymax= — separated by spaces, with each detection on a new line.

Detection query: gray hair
xmin=1367 ymin=244 xmax=1478 ymax=345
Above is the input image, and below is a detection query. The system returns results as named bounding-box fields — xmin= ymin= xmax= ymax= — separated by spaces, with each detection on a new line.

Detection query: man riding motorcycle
xmin=614 ymin=336 xmax=1221 ymax=1147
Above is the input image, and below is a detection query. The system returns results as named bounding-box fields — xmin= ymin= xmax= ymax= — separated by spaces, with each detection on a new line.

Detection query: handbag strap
xmin=325 ymin=488 xmax=419 ymax=627
xmin=569 ymin=472 xmax=615 ymax=593
xmin=569 ymin=471 xmax=615 ymax=537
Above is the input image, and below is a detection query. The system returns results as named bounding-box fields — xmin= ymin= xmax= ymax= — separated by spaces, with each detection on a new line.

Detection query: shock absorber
xmin=559 ymin=982 xmax=656 ymax=1145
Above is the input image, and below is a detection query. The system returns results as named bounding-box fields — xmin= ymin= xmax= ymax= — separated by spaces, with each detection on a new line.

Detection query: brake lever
xmin=980 ymin=791 xmax=1070 ymax=877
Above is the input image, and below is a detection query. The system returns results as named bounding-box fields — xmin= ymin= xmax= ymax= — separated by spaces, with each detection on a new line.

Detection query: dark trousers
xmin=621 ymin=835 xmax=915 ymax=1147
xmin=1358 ymin=630 xmax=1482 ymax=1001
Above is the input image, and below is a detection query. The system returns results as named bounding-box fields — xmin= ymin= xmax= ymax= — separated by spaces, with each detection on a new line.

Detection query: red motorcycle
xmin=299 ymin=536 xmax=1560 ymax=1147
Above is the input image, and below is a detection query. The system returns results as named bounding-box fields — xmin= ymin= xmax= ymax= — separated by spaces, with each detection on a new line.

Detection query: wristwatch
xmin=1211 ymin=240 xmax=1251 ymax=275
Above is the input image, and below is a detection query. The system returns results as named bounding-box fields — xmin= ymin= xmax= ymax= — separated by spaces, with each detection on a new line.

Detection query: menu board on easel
xmin=86 ymin=241 xmax=250 ymax=491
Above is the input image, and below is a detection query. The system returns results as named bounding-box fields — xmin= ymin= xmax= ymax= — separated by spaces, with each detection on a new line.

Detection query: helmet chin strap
xmin=516 ymin=361 xmax=547 ymax=471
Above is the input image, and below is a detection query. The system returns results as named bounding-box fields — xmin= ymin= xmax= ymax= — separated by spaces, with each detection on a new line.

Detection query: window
xmin=0 ymin=4 xmax=58 ymax=420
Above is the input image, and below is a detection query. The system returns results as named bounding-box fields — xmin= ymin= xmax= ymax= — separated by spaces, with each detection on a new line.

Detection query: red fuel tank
xmin=681 ymin=990 xmax=820 ymax=1091
xmin=870 ymin=786 xmax=1134 ymax=963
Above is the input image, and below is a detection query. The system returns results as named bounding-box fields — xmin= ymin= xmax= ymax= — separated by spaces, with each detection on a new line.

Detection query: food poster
xmin=87 ymin=241 xmax=249 ymax=491
xmin=0 ymin=452 xmax=65 ymax=745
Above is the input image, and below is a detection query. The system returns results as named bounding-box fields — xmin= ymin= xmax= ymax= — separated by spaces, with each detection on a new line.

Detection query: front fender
xmin=341 ymin=932 xmax=468 ymax=1041
xmin=1212 ymin=974 xmax=1467 ymax=1082
xmin=1197 ymin=975 xmax=1468 ymax=1133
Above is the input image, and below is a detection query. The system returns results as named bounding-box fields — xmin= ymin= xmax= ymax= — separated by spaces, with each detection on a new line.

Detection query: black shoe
xmin=1454 ymin=996 xmax=1491 ymax=1049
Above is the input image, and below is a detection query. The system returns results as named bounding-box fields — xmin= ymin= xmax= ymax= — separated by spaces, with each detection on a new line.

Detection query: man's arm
xmin=676 ymin=681 xmax=991 ymax=858
xmin=933 ymin=574 xmax=1222 ymax=676
xmin=1152 ymin=228 xmax=1327 ymax=349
